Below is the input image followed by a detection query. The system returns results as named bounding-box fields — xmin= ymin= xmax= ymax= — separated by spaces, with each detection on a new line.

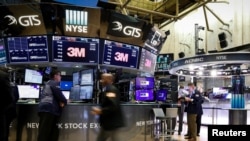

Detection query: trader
xmin=91 ymin=73 xmax=125 ymax=141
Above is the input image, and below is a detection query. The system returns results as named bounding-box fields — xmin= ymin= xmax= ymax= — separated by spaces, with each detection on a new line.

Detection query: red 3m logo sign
xmin=114 ymin=52 xmax=128 ymax=62
xmin=145 ymin=59 xmax=152 ymax=67
xmin=67 ymin=47 xmax=85 ymax=57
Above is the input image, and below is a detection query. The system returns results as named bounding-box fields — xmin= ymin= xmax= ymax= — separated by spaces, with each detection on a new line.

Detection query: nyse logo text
xmin=114 ymin=52 xmax=128 ymax=62
xmin=67 ymin=47 xmax=85 ymax=58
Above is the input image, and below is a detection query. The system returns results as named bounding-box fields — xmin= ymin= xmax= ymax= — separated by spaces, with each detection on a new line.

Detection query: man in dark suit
xmin=91 ymin=73 xmax=125 ymax=141
xmin=0 ymin=70 xmax=13 ymax=141
xmin=184 ymin=83 xmax=203 ymax=141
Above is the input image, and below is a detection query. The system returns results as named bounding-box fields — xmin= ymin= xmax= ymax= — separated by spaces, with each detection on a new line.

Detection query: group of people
xmin=1 ymin=68 xmax=124 ymax=141
xmin=37 ymin=70 xmax=124 ymax=141
xmin=177 ymin=83 xmax=207 ymax=141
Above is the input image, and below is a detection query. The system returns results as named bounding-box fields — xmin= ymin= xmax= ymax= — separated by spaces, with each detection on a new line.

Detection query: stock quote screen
xmin=139 ymin=48 xmax=157 ymax=74
xmin=0 ymin=38 xmax=7 ymax=64
xmin=52 ymin=36 xmax=99 ymax=63
xmin=102 ymin=40 xmax=139 ymax=69
xmin=7 ymin=36 xmax=48 ymax=63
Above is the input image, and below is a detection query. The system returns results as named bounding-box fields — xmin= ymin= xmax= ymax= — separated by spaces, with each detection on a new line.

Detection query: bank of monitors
xmin=135 ymin=77 xmax=155 ymax=102
xmin=17 ymin=85 xmax=40 ymax=99
xmin=102 ymin=40 xmax=140 ymax=69
xmin=70 ymin=69 xmax=94 ymax=102
xmin=24 ymin=69 xmax=43 ymax=84
xmin=7 ymin=35 xmax=49 ymax=63
xmin=52 ymin=36 xmax=99 ymax=64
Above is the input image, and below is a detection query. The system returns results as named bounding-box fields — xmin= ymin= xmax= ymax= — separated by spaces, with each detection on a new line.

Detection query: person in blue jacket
xmin=37 ymin=70 xmax=67 ymax=141
xmin=184 ymin=83 xmax=203 ymax=141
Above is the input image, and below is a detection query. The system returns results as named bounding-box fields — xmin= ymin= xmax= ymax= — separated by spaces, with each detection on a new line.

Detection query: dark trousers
xmin=177 ymin=103 xmax=184 ymax=134
xmin=96 ymin=128 xmax=119 ymax=141
xmin=196 ymin=114 xmax=202 ymax=134
xmin=0 ymin=115 xmax=7 ymax=141
xmin=37 ymin=112 xmax=60 ymax=141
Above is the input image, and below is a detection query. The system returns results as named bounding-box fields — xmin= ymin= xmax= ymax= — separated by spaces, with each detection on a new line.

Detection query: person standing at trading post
xmin=177 ymin=85 xmax=189 ymax=135
xmin=91 ymin=73 xmax=125 ymax=141
xmin=184 ymin=83 xmax=203 ymax=141
xmin=0 ymin=70 xmax=13 ymax=141
xmin=37 ymin=70 xmax=67 ymax=141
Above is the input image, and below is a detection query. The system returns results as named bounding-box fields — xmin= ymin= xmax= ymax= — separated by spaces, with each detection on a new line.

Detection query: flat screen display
xmin=0 ymin=39 xmax=7 ymax=64
xmin=60 ymin=81 xmax=73 ymax=91
xmin=80 ymin=69 xmax=94 ymax=85
xmin=135 ymin=89 xmax=154 ymax=101
xmin=139 ymin=48 xmax=157 ymax=74
xmin=102 ymin=40 xmax=139 ymax=69
xmin=143 ymin=26 xmax=167 ymax=54
xmin=135 ymin=77 xmax=154 ymax=89
xmin=52 ymin=36 xmax=99 ymax=63
xmin=62 ymin=91 xmax=70 ymax=99
xmin=156 ymin=89 xmax=167 ymax=101
xmin=69 ymin=86 xmax=81 ymax=101
xmin=17 ymin=85 xmax=40 ymax=99
xmin=73 ymin=72 xmax=80 ymax=86
xmin=155 ymin=53 xmax=174 ymax=71
xmin=80 ymin=85 xmax=93 ymax=100
xmin=7 ymin=36 xmax=48 ymax=63
xmin=24 ymin=69 xmax=43 ymax=84
xmin=212 ymin=87 xmax=230 ymax=99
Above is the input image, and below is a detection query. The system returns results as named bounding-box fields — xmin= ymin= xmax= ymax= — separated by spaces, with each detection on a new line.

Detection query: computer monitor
xmin=155 ymin=89 xmax=168 ymax=102
xmin=80 ymin=69 xmax=94 ymax=85
xmin=61 ymin=91 xmax=70 ymax=100
xmin=79 ymin=85 xmax=93 ymax=100
xmin=60 ymin=81 xmax=73 ymax=91
xmin=73 ymin=72 xmax=80 ymax=86
xmin=69 ymin=86 xmax=81 ymax=101
xmin=17 ymin=85 xmax=40 ymax=99
xmin=24 ymin=69 xmax=43 ymax=84
xmin=135 ymin=77 xmax=154 ymax=89
xmin=135 ymin=89 xmax=154 ymax=101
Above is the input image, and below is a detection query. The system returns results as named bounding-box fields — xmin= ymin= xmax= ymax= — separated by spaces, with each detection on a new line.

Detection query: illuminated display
xmin=139 ymin=48 xmax=157 ymax=73
xmin=155 ymin=53 xmax=174 ymax=71
xmin=0 ymin=39 xmax=7 ymax=64
xmin=7 ymin=36 xmax=48 ymax=63
xmin=52 ymin=36 xmax=99 ymax=63
xmin=102 ymin=40 xmax=139 ymax=68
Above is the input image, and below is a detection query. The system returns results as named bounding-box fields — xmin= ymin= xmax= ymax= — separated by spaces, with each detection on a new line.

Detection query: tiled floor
xmin=170 ymin=124 xmax=208 ymax=141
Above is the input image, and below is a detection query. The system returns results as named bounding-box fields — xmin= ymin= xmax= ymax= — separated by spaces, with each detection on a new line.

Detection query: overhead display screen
xmin=155 ymin=53 xmax=174 ymax=71
xmin=52 ymin=36 xmax=99 ymax=63
xmin=139 ymin=48 xmax=157 ymax=74
xmin=0 ymin=39 xmax=7 ymax=64
xmin=102 ymin=40 xmax=139 ymax=69
xmin=7 ymin=36 xmax=48 ymax=63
